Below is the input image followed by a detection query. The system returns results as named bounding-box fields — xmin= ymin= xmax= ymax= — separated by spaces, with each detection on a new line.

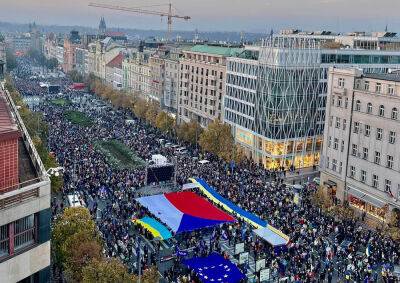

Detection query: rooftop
xmin=363 ymin=73 xmax=400 ymax=83
xmin=0 ymin=92 xmax=20 ymax=141
xmin=106 ymin=53 xmax=124 ymax=69
xmin=189 ymin=45 xmax=243 ymax=57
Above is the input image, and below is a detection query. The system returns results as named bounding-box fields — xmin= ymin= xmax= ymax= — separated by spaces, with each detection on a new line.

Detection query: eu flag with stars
xmin=183 ymin=252 xmax=245 ymax=283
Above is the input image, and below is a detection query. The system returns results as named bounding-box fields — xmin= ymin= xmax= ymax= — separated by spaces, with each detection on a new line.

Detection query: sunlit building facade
xmin=225 ymin=33 xmax=400 ymax=169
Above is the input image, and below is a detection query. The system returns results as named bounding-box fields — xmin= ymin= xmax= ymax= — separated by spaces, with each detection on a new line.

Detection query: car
xmin=67 ymin=193 xmax=85 ymax=207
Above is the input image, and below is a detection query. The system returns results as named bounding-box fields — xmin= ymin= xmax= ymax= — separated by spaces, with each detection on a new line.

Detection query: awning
xmin=347 ymin=186 xmax=386 ymax=208
xmin=323 ymin=180 xmax=337 ymax=187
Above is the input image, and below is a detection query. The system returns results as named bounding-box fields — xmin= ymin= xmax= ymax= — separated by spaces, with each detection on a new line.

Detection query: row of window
xmin=349 ymin=166 xmax=398 ymax=194
xmin=354 ymin=101 xmax=398 ymax=119
xmin=351 ymin=144 xmax=396 ymax=169
xmin=0 ymin=214 xmax=36 ymax=259
xmin=353 ymin=122 xmax=396 ymax=143
xmin=331 ymin=95 xmax=349 ymax=109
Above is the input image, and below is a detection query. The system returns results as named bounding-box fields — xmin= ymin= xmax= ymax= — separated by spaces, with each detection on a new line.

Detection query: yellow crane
xmin=88 ymin=2 xmax=191 ymax=41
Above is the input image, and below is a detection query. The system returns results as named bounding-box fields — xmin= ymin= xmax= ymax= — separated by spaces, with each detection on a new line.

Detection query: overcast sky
xmin=1 ymin=0 xmax=400 ymax=33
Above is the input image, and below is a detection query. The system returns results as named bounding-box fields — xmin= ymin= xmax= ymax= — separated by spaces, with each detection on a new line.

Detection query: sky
xmin=0 ymin=0 xmax=400 ymax=33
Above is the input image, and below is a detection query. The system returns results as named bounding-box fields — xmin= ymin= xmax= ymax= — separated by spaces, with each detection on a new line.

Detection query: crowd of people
xmin=12 ymin=60 xmax=400 ymax=282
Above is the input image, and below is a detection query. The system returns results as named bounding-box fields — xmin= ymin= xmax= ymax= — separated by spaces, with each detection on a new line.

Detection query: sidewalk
xmin=284 ymin=166 xmax=320 ymax=184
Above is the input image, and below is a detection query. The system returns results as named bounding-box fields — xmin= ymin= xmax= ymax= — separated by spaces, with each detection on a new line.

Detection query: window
xmin=332 ymin=159 xmax=337 ymax=171
xmin=343 ymin=119 xmax=347 ymax=130
xmin=379 ymin=105 xmax=385 ymax=117
xmin=352 ymin=144 xmax=358 ymax=156
xmin=364 ymin=81 xmax=370 ymax=91
xmin=391 ymin=108 xmax=398 ymax=120
xmin=326 ymin=157 xmax=330 ymax=168
xmin=387 ymin=155 xmax=394 ymax=169
xmin=328 ymin=136 xmax=332 ymax=147
xmin=345 ymin=97 xmax=349 ymax=108
xmin=0 ymin=225 xmax=9 ymax=258
xmin=372 ymin=175 xmax=379 ymax=188
xmin=14 ymin=215 xmax=35 ymax=251
xmin=0 ymin=214 xmax=36 ymax=259
xmin=331 ymin=96 xmax=335 ymax=106
xmin=364 ymin=124 xmax=371 ymax=136
xmin=329 ymin=116 xmax=333 ymax=127
xmin=363 ymin=147 xmax=369 ymax=160
xmin=350 ymin=166 xmax=356 ymax=178
xmin=334 ymin=138 xmax=338 ymax=150
xmin=335 ymin=117 xmax=341 ymax=128
xmin=375 ymin=83 xmax=382 ymax=93
xmin=338 ymin=77 xmax=345 ymax=88
xmin=355 ymin=100 xmax=361 ymax=111
xmin=339 ymin=162 xmax=343 ymax=173
xmin=361 ymin=170 xmax=367 ymax=183
xmin=374 ymin=151 xmax=381 ymax=164
xmin=389 ymin=131 xmax=396 ymax=144
xmin=341 ymin=140 xmax=344 ymax=152
xmin=337 ymin=96 xmax=343 ymax=107
xmin=376 ymin=128 xmax=383 ymax=140
xmin=385 ymin=179 xmax=392 ymax=193
xmin=388 ymin=85 xmax=394 ymax=95
xmin=353 ymin=122 xmax=360 ymax=133
xmin=367 ymin=103 xmax=373 ymax=114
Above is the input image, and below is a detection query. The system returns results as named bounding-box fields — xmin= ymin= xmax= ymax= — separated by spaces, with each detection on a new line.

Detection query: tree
xmin=155 ymin=111 xmax=175 ymax=133
xmin=68 ymin=70 xmax=84 ymax=83
xmin=46 ymin=58 xmax=59 ymax=71
xmin=312 ymin=186 xmax=333 ymax=210
xmin=141 ymin=266 xmax=160 ymax=283
xmin=145 ymin=101 xmax=160 ymax=125
xmin=52 ymin=207 xmax=97 ymax=265
xmin=82 ymin=258 xmax=136 ymax=283
xmin=133 ymin=98 xmax=148 ymax=120
xmin=63 ymin=231 xmax=103 ymax=282
xmin=199 ymin=120 xmax=234 ymax=161
xmin=176 ymin=121 xmax=203 ymax=145
xmin=5 ymin=49 xmax=17 ymax=70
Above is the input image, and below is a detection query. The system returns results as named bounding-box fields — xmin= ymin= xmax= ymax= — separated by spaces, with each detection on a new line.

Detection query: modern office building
xmin=321 ymin=68 xmax=400 ymax=222
xmin=0 ymin=86 xmax=51 ymax=282
xmin=224 ymin=31 xmax=400 ymax=169
xmin=178 ymin=45 xmax=242 ymax=127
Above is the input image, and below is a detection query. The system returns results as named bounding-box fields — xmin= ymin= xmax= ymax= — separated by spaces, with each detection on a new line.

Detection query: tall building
xmin=224 ymin=32 xmax=400 ymax=169
xmin=177 ymin=45 xmax=242 ymax=127
xmin=88 ymin=37 xmax=124 ymax=81
xmin=99 ymin=17 xmax=107 ymax=35
xmin=0 ymin=87 xmax=51 ymax=282
xmin=164 ymin=47 xmax=184 ymax=113
xmin=122 ymin=45 xmax=152 ymax=97
xmin=63 ymin=31 xmax=82 ymax=73
xmin=321 ymin=68 xmax=400 ymax=222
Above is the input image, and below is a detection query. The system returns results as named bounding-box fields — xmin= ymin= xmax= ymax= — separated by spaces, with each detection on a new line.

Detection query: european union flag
xmin=183 ymin=253 xmax=245 ymax=283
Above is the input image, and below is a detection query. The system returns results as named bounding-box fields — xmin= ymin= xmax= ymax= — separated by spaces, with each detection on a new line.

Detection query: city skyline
xmin=1 ymin=0 xmax=400 ymax=32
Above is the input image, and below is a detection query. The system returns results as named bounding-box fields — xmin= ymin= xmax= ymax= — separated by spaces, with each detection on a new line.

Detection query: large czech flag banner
xmin=136 ymin=191 xmax=235 ymax=233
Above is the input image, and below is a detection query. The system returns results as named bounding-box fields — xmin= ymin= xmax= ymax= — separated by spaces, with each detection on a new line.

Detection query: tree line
xmin=88 ymin=75 xmax=246 ymax=164
xmin=5 ymin=77 xmax=63 ymax=193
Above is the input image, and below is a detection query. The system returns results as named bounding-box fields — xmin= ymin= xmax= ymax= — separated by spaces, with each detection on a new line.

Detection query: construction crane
xmin=89 ymin=2 xmax=191 ymax=41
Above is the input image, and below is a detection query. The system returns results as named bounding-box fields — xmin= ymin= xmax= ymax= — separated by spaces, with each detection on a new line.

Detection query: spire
xmin=99 ymin=16 xmax=107 ymax=35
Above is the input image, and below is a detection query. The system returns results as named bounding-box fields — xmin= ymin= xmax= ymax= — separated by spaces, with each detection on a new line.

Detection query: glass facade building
xmin=225 ymin=35 xmax=400 ymax=169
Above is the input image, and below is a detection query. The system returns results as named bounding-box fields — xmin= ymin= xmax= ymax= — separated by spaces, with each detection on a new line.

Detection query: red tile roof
xmin=106 ymin=53 xmax=124 ymax=69
xmin=0 ymin=91 xmax=20 ymax=142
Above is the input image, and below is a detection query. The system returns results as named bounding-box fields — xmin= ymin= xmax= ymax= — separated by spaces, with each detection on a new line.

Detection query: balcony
xmin=333 ymin=86 xmax=347 ymax=96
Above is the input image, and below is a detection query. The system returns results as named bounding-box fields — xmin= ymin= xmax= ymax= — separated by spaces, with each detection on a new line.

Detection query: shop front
xmin=347 ymin=186 xmax=388 ymax=221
